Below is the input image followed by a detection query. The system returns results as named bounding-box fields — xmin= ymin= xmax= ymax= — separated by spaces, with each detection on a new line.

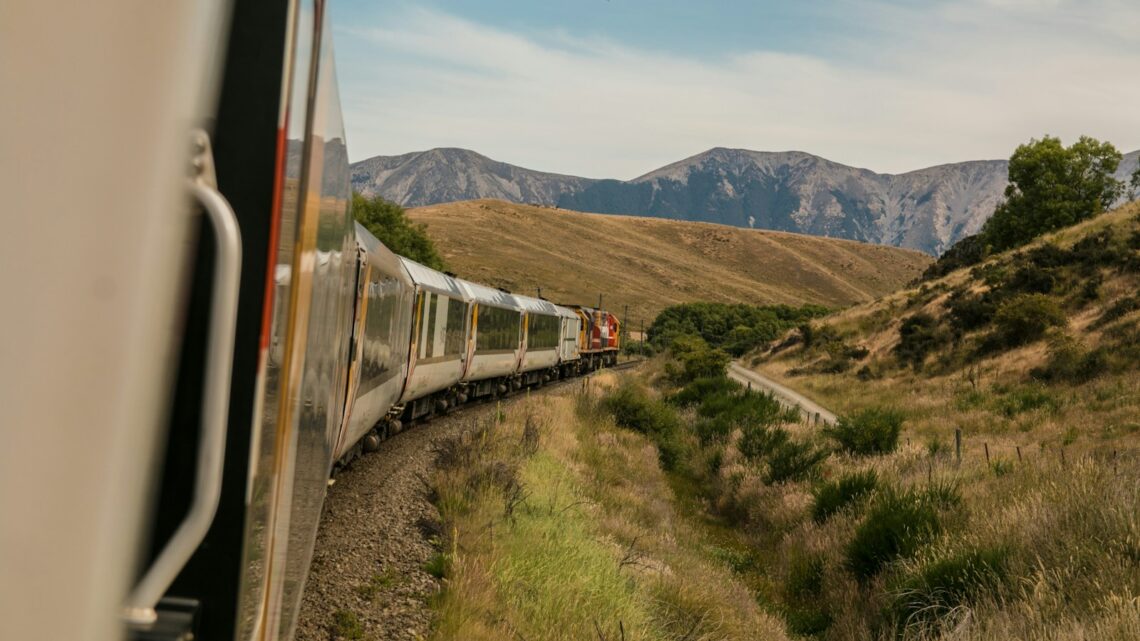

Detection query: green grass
xmin=330 ymin=610 xmax=364 ymax=640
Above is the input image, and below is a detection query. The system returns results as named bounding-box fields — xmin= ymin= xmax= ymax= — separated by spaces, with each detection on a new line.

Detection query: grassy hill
xmin=408 ymin=199 xmax=932 ymax=328
xmin=735 ymin=201 xmax=1140 ymax=639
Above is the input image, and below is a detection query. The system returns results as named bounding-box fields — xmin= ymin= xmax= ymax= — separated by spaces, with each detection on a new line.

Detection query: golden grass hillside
xmin=728 ymin=201 xmax=1140 ymax=639
xmin=409 ymin=199 xmax=931 ymax=325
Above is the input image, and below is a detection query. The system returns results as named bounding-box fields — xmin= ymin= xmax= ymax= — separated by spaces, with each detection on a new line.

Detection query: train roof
xmin=551 ymin=304 xmax=580 ymax=320
xmin=456 ymin=279 xmax=524 ymax=311
xmin=354 ymin=222 xmax=413 ymax=287
xmin=397 ymin=256 xmax=468 ymax=300
xmin=512 ymin=294 xmax=561 ymax=317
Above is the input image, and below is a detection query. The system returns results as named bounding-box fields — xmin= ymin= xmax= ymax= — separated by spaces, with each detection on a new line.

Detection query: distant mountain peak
xmin=350 ymin=147 xmax=1140 ymax=255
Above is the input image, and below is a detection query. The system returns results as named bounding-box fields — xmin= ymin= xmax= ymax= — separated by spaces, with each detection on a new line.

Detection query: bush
xmin=667 ymin=335 xmax=731 ymax=383
xmin=1030 ymin=336 xmax=1108 ymax=383
xmin=894 ymin=313 xmax=945 ymax=371
xmin=825 ymin=407 xmax=905 ymax=456
xmin=921 ymin=233 xmax=987 ymax=281
xmin=738 ymin=424 xmax=790 ymax=461
xmin=765 ymin=440 xmax=828 ymax=484
xmin=844 ymin=487 xmax=954 ymax=582
xmin=353 ymin=193 xmax=447 ymax=270
xmin=888 ymin=546 xmax=1009 ymax=630
xmin=811 ymin=470 xmax=879 ymax=524
xmin=667 ymin=375 xmax=740 ymax=407
xmin=990 ymin=294 xmax=1066 ymax=348
xmin=946 ymin=290 xmax=998 ymax=333
xmin=601 ymin=384 xmax=686 ymax=469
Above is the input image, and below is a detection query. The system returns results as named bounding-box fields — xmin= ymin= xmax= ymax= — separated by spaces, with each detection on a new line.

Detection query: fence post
xmin=814 ymin=412 xmax=820 ymax=427
xmin=955 ymin=428 xmax=962 ymax=467
xmin=1016 ymin=445 xmax=1022 ymax=463
xmin=984 ymin=442 xmax=990 ymax=466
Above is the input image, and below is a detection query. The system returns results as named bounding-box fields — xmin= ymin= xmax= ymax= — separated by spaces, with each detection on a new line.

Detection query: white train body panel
xmin=458 ymin=280 xmax=524 ymax=382
xmin=338 ymin=224 xmax=415 ymax=459
xmin=515 ymin=294 xmax=563 ymax=373
xmin=554 ymin=305 xmax=582 ymax=364
xmin=398 ymin=258 xmax=471 ymax=403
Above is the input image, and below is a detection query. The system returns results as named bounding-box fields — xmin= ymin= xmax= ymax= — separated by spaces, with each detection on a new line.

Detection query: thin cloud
xmin=335 ymin=3 xmax=1140 ymax=178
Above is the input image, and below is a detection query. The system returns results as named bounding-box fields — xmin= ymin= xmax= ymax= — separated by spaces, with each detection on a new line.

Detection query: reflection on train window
xmin=476 ymin=305 xmax=520 ymax=352
xmin=527 ymin=313 xmax=560 ymax=350
xmin=359 ymin=273 xmax=402 ymax=394
xmin=444 ymin=297 xmax=467 ymax=356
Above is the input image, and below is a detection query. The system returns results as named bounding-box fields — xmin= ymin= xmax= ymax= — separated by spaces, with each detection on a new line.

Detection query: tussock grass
xmin=428 ymin=377 xmax=789 ymax=641
xmin=732 ymin=202 xmax=1140 ymax=639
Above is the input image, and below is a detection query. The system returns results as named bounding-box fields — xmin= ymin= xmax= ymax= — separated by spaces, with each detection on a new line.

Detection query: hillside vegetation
xmin=730 ymin=201 xmax=1140 ymax=639
xmin=408 ymin=199 xmax=931 ymax=326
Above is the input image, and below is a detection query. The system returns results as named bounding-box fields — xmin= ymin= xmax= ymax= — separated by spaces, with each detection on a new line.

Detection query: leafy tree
xmin=352 ymin=193 xmax=446 ymax=271
xmin=982 ymin=136 xmax=1123 ymax=252
xmin=647 ymin=302 xmax=829 ymax=353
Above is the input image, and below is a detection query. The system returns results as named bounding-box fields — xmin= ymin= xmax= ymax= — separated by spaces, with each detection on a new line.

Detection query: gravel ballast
xmin=294 ymin=397 xmax=518 ymax=641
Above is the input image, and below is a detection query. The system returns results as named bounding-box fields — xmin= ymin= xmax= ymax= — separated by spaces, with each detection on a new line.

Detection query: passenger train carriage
xmin=1 ymin=1 xmax=619 ymax=641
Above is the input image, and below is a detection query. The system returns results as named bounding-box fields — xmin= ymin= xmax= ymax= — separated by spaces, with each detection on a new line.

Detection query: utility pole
xmin=622 ymin=304 xmax=629 ymax=350
xmin=597 ymin=293 xmax=603 ymax=309
xmin=536 ymin=286 xmax=542 ymax=299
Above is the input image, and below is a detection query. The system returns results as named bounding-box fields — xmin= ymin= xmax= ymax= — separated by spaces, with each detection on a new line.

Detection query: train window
xmin=443 ymin=297 xmax=467 ymax=356
xmin=527 ymin=313 xmax=560 ymax=350
xmin=476 ymin=305 xmax=520 ymax=352
xmin=423 ymin=293 xmax=439 ymax=358
xmin=359 ymin=273 xmax=401 ymax=394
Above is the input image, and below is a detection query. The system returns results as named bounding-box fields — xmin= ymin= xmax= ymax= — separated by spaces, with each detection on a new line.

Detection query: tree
xmin=982 ymin=135 xmax=1123 ymax=252
xmin=352 ymin=193 xmax=446 ymax=271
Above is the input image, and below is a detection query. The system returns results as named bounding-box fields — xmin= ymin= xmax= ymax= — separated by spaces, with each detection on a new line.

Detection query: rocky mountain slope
xmin=352 ymin=147 xmax=1139 ymax=255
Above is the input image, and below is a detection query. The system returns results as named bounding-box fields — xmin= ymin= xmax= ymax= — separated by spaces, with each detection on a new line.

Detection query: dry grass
xmin=724 ymin=202 xmax=1140 ymax=639
xmin=428 ymin=377 xmax=790 ymax=641
xmin=409 ymin=199 xmax=931 ymax=325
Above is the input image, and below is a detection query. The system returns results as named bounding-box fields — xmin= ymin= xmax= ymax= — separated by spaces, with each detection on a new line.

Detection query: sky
xmin=330 ymin=0 xmax=1140 ymax=179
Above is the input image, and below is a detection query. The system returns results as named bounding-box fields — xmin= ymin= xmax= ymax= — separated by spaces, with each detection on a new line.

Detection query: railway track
xmin=297 ymin=359 xmax=644 ymax=640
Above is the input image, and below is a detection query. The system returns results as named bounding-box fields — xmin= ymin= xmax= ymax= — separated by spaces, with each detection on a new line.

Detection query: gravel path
xmin=728 ymin=362 xmax=837 ymax=425
xmin=294 ymin=401 xmax=507 ymax=641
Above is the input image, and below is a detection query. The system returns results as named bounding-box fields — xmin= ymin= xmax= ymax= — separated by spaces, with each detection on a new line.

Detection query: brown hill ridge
xmin=407 ymin=199 xmax=932 ymax=327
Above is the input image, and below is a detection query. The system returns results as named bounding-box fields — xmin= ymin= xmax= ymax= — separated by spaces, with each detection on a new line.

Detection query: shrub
xmin=667 ymin=335 xmax=731 ymax=383
xmin=1030 ymin=336 xmax=1108 ymax=383
xmin=353 ymin=193 xmax=446 ymax=270
xmin=825 ymin=407 xmax=905 ymax=456
xmin=738 ymin=424 xmax=790 ymax=462
xmin=921 ymin=233 xmax=987 ymax=281
xmin=811 ymin=470 xmax=879 ymax=524
xmin=990 ymin=294 xmax=1067 ymax=348
xmin=1096 ymin=295 xmax=1140 ymax=327
xmin=844 ymin=485 xmax=960 ymax=582
xmin=601 ymin=384 xmax=686 ymax=469
xmin=602 ymin=384 xmax=678 ymax=435
xmin=667 ymin=375 xmax=740 ymax=407
xmin=888 ymin=546 xmax=1009 ymax=630
xmin=765 ymin=440 xmax=828 ymax=484
xmin=946 ymin=290 xmax=998 ymax=333
xmin=894 ymin=313 xmax=945 ymax=370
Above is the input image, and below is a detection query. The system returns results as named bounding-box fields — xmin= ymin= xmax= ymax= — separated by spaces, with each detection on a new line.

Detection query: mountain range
xmin=350 ymin=147 xmax=1139 ymax=255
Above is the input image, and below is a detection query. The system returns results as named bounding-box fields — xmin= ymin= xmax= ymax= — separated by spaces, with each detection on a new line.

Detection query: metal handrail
xmin=123 ymin=170 xmax=242 ymax=626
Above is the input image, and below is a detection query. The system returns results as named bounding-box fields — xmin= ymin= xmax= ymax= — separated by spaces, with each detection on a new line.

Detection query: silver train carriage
xmin=395 ymin=256 xmax=473 ymax=421
xmin=457 ymin=279 xmax=526 ymax=397
xmin=514 ymin=294 xmax=567 ymax=386
xmin=336 ymin=223 xmax=416 ymax=461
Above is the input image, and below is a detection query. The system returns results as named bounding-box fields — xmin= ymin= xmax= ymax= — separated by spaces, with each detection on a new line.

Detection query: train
xmin=1 ymin=2 xmax=621 ymax=641
xmin=333 ymin=222 xmax=621 ymax=467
